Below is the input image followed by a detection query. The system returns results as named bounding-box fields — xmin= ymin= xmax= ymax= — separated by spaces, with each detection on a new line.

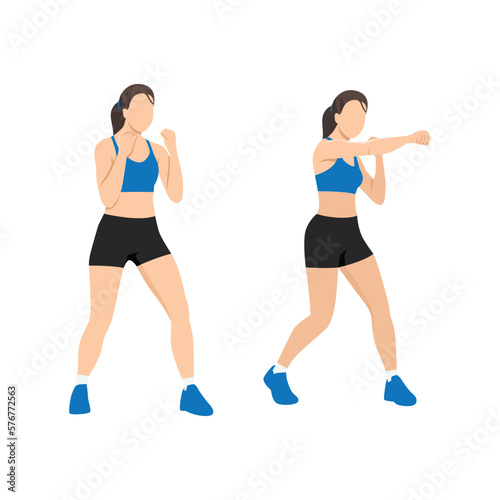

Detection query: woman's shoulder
xmin=147 ymin=140 xmax=170 ymax=163
xmin=313 ymin=137 xmax=342 ymax=164
xmin=148 ymin=140 xmax=168 ymax=154
xmin=95 ymin=136 xmax=115 ymax=155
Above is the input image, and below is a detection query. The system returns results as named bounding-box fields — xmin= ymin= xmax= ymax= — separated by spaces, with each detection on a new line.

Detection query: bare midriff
xmin=104 ymin=192 xmax=156 ymax=218
xmin=317 ymin=191 xmax=357 ymax=217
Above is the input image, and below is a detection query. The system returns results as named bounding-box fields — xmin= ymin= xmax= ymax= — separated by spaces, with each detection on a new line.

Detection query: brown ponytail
xmin=322 ymin=90 xmax=368 ymax=138
xmin=111 ymin=83 xmax=155 ymax=134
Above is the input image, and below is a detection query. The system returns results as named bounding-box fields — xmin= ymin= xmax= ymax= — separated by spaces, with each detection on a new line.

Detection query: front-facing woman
xmin=69 ymin=84 xmax=213 ymax=416
xmin=264 ymin=90 xmax=430 ymax=406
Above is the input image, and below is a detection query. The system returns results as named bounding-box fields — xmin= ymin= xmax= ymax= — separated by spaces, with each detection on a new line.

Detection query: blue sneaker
xmin=264 ymin=366 xmax=298 ymax=405
xmin=180 ymin=385 xmax=213 ymax=416
xmin=384 ymin=375 xmax=417 ymax=406
xmin=69 ymin=384 xmax=91 ymax=414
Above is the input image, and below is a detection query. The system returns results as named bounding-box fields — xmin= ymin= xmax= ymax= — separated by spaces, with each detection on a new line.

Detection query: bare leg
xmin=77 ymin=266 xmax=123 ymax=375
xmin=340 ymin=254 xmax=397 ymax=371
xmin=278 ymin=267 xmax=338 ymax=367
xmin=137 ymin=254 xmax=193 ymax=378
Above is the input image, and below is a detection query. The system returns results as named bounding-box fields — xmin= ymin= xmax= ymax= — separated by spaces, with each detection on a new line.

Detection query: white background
xmin=2 ymin=1 xmax=500 ymax=499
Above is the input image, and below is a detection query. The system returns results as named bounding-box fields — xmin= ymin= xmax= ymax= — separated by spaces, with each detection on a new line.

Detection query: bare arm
xmin=316 ymin=130 xmax=430 ymax=162
xmin=159 ymin=129 xmax=183 ymax=203
xmin=358 ymin=153 xmax=385 ymax=205
xmin=95 ymin=132 xmax=137 ymax=208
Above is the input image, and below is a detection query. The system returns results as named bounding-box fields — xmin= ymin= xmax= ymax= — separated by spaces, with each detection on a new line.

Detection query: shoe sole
xmin=180 ymin=407 xmax=213 ymax=416
xmin=384 ymin=398 xmax=417 ymax=407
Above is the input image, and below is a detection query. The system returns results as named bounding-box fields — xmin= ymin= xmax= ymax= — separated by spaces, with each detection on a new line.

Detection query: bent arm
xmin=157 ymin=143 xmax=183 ymax=203
xmin=358 ymin=156 xmax=385 ymax=205
xmin=95 ymin=140 xmax=127 ymax=208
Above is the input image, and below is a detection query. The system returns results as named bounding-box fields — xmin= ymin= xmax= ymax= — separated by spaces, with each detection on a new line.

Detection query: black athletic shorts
xmin=89 ymin=214 xmax=171 ymax=268
xmin=304 ymin=214 xmax=373 ymax=268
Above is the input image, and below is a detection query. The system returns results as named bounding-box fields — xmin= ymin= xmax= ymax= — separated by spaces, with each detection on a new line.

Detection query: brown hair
xmin=111 ymin=84 xmax=155 ymax=134
xmin=322 ymin=90 xmax=368 ymax=138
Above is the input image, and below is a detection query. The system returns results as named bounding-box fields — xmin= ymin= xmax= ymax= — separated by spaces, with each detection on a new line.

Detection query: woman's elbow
xmin=168 ymin=190 xmax=183 ymax=203
xmin=168 ymin=181 xmax=183 ymax=202
xmin=100 ymin=190 xmax=119 ymax=208
xmin=372 ymin=192 xmax=385 ymax=205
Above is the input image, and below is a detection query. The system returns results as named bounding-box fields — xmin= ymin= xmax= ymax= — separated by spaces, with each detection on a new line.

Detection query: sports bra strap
xmin=111 ymin=135 xmax=119 ymax=154
xmin=325 ymin=137 xmax=332 ymax=141
xmin=111 ymin=136 xmax=152 ymax=156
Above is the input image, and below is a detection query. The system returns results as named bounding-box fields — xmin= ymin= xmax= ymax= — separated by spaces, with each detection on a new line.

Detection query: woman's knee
xmin=309 ymin=309 xmax=334 ymax=332
xmin=368 ymin=301 xmax=391 ymax=321
xmin=166 ymin=300 xmax=190 ymax=325
xmin=84 ymin=309 xmax=114 ymax=338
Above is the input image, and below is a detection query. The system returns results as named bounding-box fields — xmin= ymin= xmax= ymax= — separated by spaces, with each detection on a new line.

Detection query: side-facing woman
xmin=69 ymin=84 xmax=213 ymax=416
xmin=264 ymin=90 xmax=430 ymax=406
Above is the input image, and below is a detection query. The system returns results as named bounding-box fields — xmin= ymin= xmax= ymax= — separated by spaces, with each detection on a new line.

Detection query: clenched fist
xmin=117 ymin=131 xmax=137 ymax=157
xmin=410 ymin=130 xmax=430 ymax=145
xmin=161 ymin=129 xmax=176 ymax=152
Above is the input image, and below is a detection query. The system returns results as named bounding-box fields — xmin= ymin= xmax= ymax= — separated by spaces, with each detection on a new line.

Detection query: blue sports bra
xmin=315 ymin=136 xmax=363 ymax=194
xmin=111 ymin=135 xmax=159 ymax=192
